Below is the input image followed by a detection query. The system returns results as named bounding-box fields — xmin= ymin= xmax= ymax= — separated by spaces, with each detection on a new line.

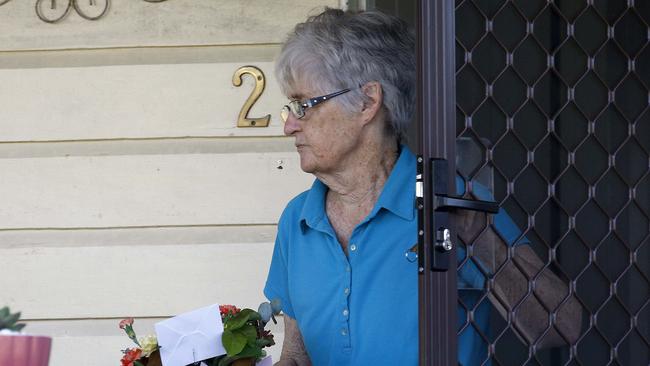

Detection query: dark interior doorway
xmin=369 ymin=1 xmax=650 ymax=365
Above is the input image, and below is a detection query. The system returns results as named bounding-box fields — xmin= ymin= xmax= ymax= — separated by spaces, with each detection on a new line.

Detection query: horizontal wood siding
xmin=0 ymin=60 xmax=287 ymax=141
xmin=0 ymin=150 xmax=311 ymax=228
xmin=0 ymin=0 xmax=337 ymax=51
xmin=1 ymin=242 xmax=275 ymax=318
xmin=0 ymin=1 xmax=338 ymax=364
xmin=24 ymin=317 xmax=285 ymax=364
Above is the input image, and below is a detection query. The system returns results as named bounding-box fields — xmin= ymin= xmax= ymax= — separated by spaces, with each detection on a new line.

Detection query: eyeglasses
xmin=280 ymin=88 xmax=351 ymax=123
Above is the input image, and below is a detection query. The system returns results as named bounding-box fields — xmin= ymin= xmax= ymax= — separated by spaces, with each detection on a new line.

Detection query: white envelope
xmin=155 ymin=304 xmax=226 ymax=366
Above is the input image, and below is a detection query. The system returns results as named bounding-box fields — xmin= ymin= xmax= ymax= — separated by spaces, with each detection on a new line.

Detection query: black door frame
xmin=417 ymin=0 xmax=458 ymax=365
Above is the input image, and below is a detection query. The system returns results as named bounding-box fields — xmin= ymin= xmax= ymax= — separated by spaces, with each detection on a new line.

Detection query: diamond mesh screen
xmin=455 ymin=1 xmax=650 ymax=365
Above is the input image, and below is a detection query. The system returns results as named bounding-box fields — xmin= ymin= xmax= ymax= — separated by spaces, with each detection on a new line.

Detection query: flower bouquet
xmin=119 ymin=318 xmax=161 ymax=366
xmin=0 ymin=306 xmax=52 ymax=366
xmin=213 ymin=301 xmax=280 ymax=366
xmin=118 ymin=300 xmax=281 ymax=366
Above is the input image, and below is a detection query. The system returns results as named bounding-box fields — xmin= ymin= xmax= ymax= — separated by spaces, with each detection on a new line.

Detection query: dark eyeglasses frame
xmin=280 ymin=88 xmax=351 ymax=122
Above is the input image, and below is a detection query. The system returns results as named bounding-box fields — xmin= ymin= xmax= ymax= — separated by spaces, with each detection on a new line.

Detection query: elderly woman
xmin=265 ymin=8 xmax=581 ymax=366
xmin=265 ymin=8 xmax=416 ymax=365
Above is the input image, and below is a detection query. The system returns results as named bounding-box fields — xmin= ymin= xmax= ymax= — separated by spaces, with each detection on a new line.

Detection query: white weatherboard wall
xmin=0 ymin=1 xmax=338 ymax=364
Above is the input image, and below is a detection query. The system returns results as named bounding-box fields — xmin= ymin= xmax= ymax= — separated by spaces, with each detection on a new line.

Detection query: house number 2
xmin=232 ymin=65 xmax=271 ymax=127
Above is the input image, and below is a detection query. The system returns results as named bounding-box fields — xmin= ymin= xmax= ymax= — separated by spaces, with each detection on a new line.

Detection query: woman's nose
xmin=283 ymin=113 xmax=301 ymax=136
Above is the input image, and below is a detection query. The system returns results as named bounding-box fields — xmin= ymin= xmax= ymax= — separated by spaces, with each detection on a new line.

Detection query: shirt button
xmin=343 ymin=309 xmax=349 ymax=317
xmin=345 ymin=266 xmax=351 ymax=272
xmin=344 ymin=287 xmax=350 ymax=295
xmin=350 ymin=244 xmax=357 ymax=251
xmin=341 ymin=328 xmax=348 ymax=336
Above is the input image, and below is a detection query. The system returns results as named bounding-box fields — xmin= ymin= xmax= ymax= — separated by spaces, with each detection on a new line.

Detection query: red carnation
xmin=119 ymin=318 xmax=134 ymax=330
xmin=120 ymin=348 xmax=142 ymax=366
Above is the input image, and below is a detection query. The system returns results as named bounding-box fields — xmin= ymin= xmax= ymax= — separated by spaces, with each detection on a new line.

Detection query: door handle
xmin=417 ymin=157 xmax=499 ymax=271
xmin=434 ymin=195 xmax=499 ymax=213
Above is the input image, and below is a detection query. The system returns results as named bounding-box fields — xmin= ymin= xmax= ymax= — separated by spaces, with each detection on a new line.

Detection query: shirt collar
xmin=299 ymin=145 xmax=416 ymax=230
xmin=300 ymin=178 xmax=329 ymax=231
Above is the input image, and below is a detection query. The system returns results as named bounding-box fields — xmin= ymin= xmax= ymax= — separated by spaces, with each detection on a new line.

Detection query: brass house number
xmin=232 ymin=65 xmax=271 ymax=127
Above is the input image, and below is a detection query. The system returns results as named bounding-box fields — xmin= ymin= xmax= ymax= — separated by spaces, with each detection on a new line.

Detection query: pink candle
xmin=0 ymin=335 xmax=51 ymax=366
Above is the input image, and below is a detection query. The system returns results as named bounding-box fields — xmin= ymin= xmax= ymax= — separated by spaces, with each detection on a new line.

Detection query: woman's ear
xmin=360 ymin=81 xmax=383 ymax=124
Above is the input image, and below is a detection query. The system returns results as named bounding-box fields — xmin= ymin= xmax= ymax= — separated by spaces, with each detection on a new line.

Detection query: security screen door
xmin=368 ymin=0 xmax=650 ymax=365
xmin=453 ymin=1 xmax=650 ymax=365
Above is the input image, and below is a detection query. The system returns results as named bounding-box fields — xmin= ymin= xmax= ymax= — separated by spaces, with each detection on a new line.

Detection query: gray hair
xmin=275 ymin=8 xmax=416 ymax=143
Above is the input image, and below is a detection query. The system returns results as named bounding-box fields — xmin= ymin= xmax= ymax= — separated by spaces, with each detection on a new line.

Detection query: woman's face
xmin=283 ymin=78 xmax=364 ymax=176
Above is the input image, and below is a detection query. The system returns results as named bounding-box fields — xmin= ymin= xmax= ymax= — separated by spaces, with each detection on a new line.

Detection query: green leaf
xmin=0 ymin=307 xmax=9 ymax=319
xmin=4 ymin=312 xmax=20 ymax=326
xmin=240 ymin=324 xmax=258 ymax=346
xmin=11 ymin=323 xmax=26 ymax=332
xmin=217 ymin=344 xmax=264 ymax=366
xmin=216 ymin=356 xmax=235 ymax=366
xmin=205 ymin=355 xmax=223 ymax=366
xmin=236 ymin=344 xmax=264 ymax=359
xmin=134 ymin=361 xmax=145 ymax=366
xmin=221 ymin=329 xmax=247 ymax=357
xmin=224 ymin=309 xmax=260 ymax=330
xmin=255 ymin=337 xmax=275 ymax=348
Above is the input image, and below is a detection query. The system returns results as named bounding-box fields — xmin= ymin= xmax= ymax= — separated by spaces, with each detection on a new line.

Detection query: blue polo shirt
xmin=264 ymin=146 xmax=525 ymax=366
